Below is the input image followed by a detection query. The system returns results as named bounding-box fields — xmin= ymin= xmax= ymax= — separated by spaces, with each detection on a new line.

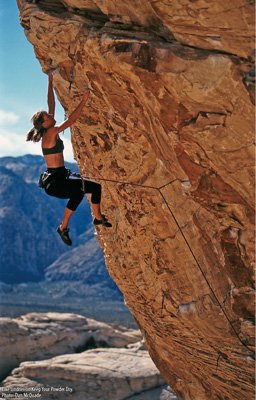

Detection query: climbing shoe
xmin=93 ymin=215 xmax=112 ymax=228
xmin=56 ymin=225 xmax=72 ymax=246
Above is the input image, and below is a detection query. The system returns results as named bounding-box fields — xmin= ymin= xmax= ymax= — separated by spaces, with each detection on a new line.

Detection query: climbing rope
xmin=51 ymin=62 xmax=252 ymax=353
xmin=72 ymin=171 xmax=253 ymax=354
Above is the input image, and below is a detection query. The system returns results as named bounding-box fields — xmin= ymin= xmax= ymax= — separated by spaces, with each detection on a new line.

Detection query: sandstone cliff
xmin=17 ymin=1 xmax=255 ymax=399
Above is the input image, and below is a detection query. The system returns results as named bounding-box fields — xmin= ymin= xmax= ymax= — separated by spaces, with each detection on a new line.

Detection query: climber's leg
xmin=82 ymin=180 xmax=112 ymax=227
xmin=91 ymin=202 xmax=102 ymax=220
xmin=56 ymin=207 xmax=74 ymax=246
xmin=45 ymin=176 xmax=84 ymax=245
xmin=60 ymin=207 xmax=74 ymax=230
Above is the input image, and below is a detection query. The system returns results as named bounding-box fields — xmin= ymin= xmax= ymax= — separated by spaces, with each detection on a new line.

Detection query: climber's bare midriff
xmin=44 ymin=152 xmax=65 ymax=168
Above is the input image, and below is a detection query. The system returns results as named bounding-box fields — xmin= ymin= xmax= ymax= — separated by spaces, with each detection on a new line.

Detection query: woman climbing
xmin=26 ymin=72 xmax=112 ymax=246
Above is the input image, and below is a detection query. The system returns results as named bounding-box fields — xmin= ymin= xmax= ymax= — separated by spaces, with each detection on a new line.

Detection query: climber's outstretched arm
xmin=47 ymin=72 xmax=55 ymax=117
xmin=53 ymin=90 xmax=90 ymax=135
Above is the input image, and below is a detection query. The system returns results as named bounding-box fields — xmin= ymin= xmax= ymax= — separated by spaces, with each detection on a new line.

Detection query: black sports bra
xmin=42 ymin=137 xmax=64 ymax=155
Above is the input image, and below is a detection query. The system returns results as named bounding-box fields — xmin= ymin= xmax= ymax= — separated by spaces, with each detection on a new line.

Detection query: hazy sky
xmin=0 ymin=0 xmax=74 ymax=161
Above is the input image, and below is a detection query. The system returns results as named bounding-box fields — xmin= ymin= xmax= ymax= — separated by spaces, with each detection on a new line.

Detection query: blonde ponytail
xmin=26 ymin=127 xmax=35 ymax=142
xmin=26 ymin=127 xmax=44 ymax=142
xmin=26 ymin=110 xmax=47 ymax=142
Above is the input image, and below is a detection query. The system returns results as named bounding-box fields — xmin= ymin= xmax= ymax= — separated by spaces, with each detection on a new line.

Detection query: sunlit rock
xmin=16 ymin=1 xmax=255 ymax=398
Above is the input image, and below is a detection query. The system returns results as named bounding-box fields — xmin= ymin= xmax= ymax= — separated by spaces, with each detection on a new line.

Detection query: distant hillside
xmin=0 ymin=155 xmax=91 ymax=283
xmin=0 ymin=154 xmax=78 ymax=184
xmin=0 ymin=154 xmax=125 ymax=322
xmin=0 ymin=155 xmax=119 ymax=297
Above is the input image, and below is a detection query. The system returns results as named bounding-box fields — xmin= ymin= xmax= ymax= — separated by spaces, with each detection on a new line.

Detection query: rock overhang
xmin=16 ymin=1 xmax=255 ymax=399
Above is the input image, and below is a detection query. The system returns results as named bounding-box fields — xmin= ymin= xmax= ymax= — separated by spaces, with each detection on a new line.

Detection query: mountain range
xmin=0 ymin=155 xmax=129 ymax=325
xmin=0 ymin=155 xmax=91 ymax=283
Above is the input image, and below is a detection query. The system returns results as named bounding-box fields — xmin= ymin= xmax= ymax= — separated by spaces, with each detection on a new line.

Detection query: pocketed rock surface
xmin=17 ymin=1 xmax=255 ymax=399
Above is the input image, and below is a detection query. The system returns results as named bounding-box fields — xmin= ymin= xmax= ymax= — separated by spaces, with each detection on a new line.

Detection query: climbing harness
xmin=69 ymin=172 xmax=88 ymax=193
xmin=38 ymin=168 xmax=71 ymax=190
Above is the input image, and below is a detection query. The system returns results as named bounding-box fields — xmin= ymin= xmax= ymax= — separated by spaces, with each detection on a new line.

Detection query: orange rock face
xmin=17 ymin=1 xmax=255 ymax=399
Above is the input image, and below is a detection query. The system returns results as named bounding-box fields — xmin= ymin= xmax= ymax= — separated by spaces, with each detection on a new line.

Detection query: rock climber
xmin=26 ymin=71 xmax=112 ymax=246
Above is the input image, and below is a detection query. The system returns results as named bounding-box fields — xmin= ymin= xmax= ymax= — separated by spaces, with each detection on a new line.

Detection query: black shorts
xmin=45 ymin=167 xmax=101 ymax=211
